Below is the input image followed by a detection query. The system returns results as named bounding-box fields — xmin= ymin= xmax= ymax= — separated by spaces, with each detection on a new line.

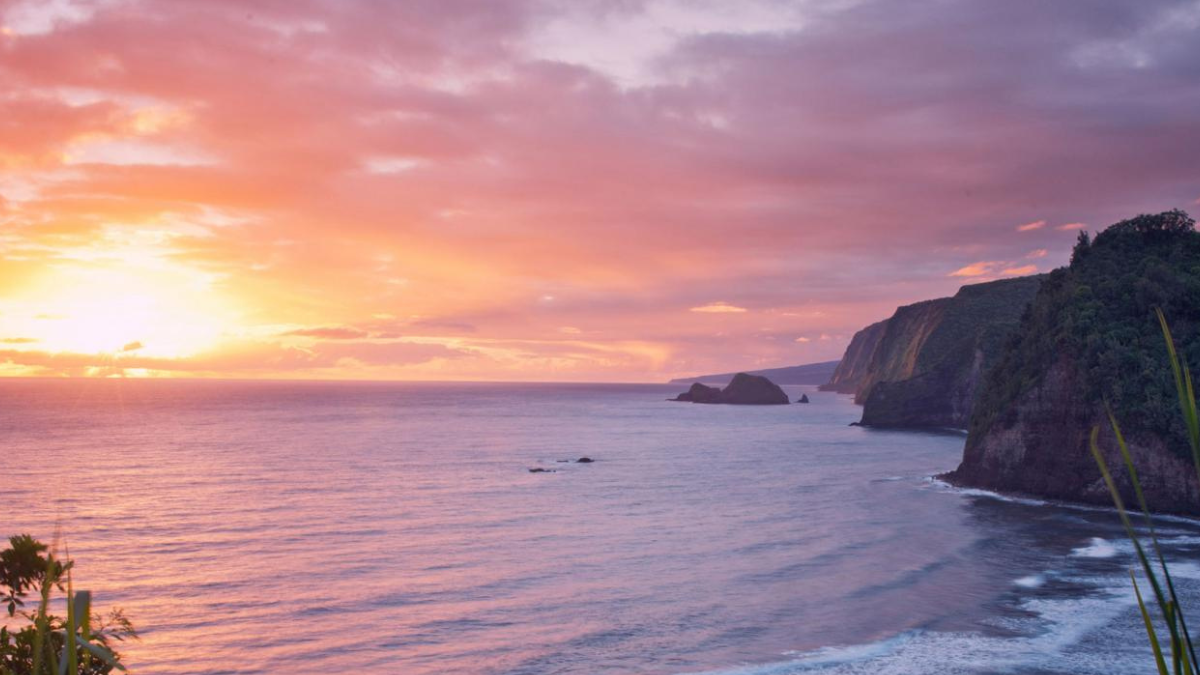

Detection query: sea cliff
xmin=818 ymin=320 xmax=888 ymax=394
xmin=823 ymin=276 xmax=1043 ymax=428
xmin=946 ymin=210 xmax=1200 ymax=513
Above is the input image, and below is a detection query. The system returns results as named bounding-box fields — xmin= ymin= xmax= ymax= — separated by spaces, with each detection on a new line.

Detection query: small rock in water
xmin=576 ymin=457 xmax=594 ymax=463
xmin=556 ymin=459 xmax=570 ymax=463
xmin=528 ymin=467 xmax=556 ymax=473
xmin=796 ymin=394 xmax=810 ymax=404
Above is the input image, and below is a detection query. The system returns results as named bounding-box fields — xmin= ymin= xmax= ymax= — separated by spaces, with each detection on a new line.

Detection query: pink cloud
xmin=282 ymin=326 xmax=371 ymax=340
xmin=1057 ymin=222 xmax=1086 ymax=231
xmin=690 ymin=302 xmax=748 ymax=314
xmin=0 ymin=0 xmax=1196 ymax=380
xmin=1026 ymin=249 xmax=1048 ymax=259
xmin=950 ymin=262 xmax=998 ymax=277
xmin=1002 ymin=264 xmax=1038 ymax=276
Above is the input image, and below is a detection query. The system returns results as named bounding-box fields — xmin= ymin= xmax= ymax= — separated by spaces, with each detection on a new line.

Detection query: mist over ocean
xmin=4 ymin=378 xmax=1198 ymax=675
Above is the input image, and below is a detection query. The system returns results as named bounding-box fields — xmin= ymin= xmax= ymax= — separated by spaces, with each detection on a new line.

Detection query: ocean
xmin=3 ymin=378 xmax=1198 ymax=674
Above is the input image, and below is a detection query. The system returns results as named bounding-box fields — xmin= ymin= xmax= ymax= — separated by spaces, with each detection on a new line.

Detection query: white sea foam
xmin=927 ymin=476 xmax=1200 ymax=525
xmin=1014 ymin=574 xmax=1045 ymax=588
xmin=1070 ymin=537 xmax=1119 ymax=558
xmin=687 ymin=571 xmax=1155 ymax=675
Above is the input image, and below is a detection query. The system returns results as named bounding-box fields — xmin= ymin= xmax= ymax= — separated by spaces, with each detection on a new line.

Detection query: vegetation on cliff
xmin=970 ymin=210 xmax=1200 ymax=459
xmin=820 ymin=276 xmax=1042 ymax=428
xmin=1091 ymin=311 xmax=1200 ymax=674
xmin=859 ymin=276 xmax=1043 ymax=428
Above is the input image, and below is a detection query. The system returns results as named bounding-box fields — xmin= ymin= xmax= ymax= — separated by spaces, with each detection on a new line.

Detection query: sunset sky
xmin=1 ymin=0 xmax=1198 ymax=381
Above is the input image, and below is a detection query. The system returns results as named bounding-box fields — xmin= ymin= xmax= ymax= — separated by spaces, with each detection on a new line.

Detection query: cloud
xmin=0 ymin=0 xmax=1197 ymax=380
xmin=1001 ymin=264 xmax=1039 ymax=276
xmin=794 ymin=336 xmax=810 ymax=343
xmin=1026 ymin=249 xmax=1048 ymax=258
xmin=1 ymin=337 xmax=38 ymax=344
xmin=281 ymin=326 xmax=371 ymax=340
xmin=1016 ymin=220 xmax=1046 ymax=232
xmin=950 ymin=262 xmax=999 ymax=277
xmin=690 ymin=302 xmax=748 ymax=313
xmin=120 ymin=341 xmax=144 ymax=352
xmin=1057 ymin=222 xmax=1087 ymax=231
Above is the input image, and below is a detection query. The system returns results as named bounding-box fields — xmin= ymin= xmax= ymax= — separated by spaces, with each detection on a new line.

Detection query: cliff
xmin=860 ymin=276 xmax=1044 ymax=427
xmin=670 ymin=360 xmax=839 ymax=386
xmin=821 ymin=276 xmax=1043 ymax=428
xmin=818 ymin=321 xmax=887 ymax=394
xmin=946 ymin=210 xmax=1200 ymax=513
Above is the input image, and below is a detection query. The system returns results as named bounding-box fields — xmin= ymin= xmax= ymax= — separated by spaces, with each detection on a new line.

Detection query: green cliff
xmin=860 ymin=276 xmax=1045 ymax=428
xmin=822 ymin=276 xmax=1043 ymax=428
xmin=947 ymin=210 xmax=1200 ymax=513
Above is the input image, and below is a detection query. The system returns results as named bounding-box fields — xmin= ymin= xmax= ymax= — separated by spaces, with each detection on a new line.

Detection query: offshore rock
xmin=670 ymin=373 xmax=789 ymax=405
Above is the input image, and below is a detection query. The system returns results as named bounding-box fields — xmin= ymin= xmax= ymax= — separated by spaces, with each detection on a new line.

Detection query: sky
xmin=0 ymin=0 xmax=1198 ymax=382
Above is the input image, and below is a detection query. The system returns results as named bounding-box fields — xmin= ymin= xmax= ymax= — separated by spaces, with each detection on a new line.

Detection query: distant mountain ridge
xmin=669 ymin=360 xmax=839 ymax=386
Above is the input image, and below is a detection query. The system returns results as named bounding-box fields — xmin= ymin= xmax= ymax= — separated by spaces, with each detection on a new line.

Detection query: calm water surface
xmin=3 ymin=379 xmax=1199 ymax=674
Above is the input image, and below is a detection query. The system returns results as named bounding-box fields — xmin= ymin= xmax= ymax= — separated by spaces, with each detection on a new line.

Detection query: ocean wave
xmin=686 ymin=569 xmax=1161 ymax=675
xmin=1070 ymin=537 xmax=1119 ymax=558
xmin=925 ymin=477 xmax=1200 ymax=525
xmin=1014 ymin=574 xmax=1046 ymax=588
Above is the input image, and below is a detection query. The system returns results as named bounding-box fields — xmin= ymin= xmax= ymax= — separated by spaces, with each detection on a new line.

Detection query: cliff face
xmin=818 ymin=321 xmax=887 ymax=394
xmin=947 ymin=356 xmax=1200 ymax=512
xmin=946 ymin=210 xmax=1200 ymax=513
xmin=859 ymin=276 xmax=1044 ymax=427
xmin=854 ymin=298 xmax=953 ymax=405
xmin=821 ymin=276 xmax=1043 ymax=428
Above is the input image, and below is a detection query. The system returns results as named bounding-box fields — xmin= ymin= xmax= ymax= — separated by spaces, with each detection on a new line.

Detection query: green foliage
xmin=1092 ymin=309 xmax=1200 ymax=674
xmin=0 ymin=536 xmax=134 ymax=675
xmin=972 ymin=210 xmax=1200 ymax=459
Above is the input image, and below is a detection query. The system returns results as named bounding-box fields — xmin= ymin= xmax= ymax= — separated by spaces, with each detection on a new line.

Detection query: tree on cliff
xmin=972 ymin=210 xmax=1200 ymax=460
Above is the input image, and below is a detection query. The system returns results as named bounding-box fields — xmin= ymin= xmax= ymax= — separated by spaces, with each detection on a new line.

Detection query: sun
xmin=6 ymin=258 xmax=237 ymax=362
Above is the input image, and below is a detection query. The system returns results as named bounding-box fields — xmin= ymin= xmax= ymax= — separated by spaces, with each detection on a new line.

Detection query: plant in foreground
xmin=1091 ymin=309 xmax=1200 ymax=675
xmin=0 ymin=535 xmax=135 ymax=675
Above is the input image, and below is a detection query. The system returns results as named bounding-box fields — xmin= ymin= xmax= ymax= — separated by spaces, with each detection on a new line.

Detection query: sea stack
xmin=670 ymin=373 xmax=789 ymax=405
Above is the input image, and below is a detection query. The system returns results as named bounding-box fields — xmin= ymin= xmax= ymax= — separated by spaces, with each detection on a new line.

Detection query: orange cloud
xmin=0 ymin=1 xmax=1194 ymax=381
xmin=282 ymin=326 xmax=371 ymax=340
xmin=1057 ymin=222 xmax=1086 ymax=231
xmin=690 ymin=302 xmax=748 ymax=313
xmin=1026 ymin=249 xmax=1048 ymax=258
xmin=949 ymin=261 xmax=998 ymax=277
xmin=1001 ymin=264 xmax=1038 ymax=276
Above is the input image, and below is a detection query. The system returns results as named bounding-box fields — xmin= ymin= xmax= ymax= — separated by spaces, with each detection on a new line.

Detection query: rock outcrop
xmin=670 ymin=373 xmax=789 ymax=405
xmin=945 ymin=210 xmax=1200 ymax=513
xmin=670 ymin=382 xmax=722 ymax=403
xmin=821 ymin=275 xmax=1043 ymax=428
xmin=797 ymin=394 xmax=810 ymax=404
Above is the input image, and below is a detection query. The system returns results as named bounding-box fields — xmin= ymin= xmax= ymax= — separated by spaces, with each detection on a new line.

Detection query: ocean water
xmin=3 ymin=378 xmax=1199 ymax=675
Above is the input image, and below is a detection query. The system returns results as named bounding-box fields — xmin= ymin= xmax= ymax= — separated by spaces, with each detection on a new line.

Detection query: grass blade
xmin=1134 ymin=570 xmax=1171 ymax=675
xmin=1107 ymin=407 xmax=1200 ymax=670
